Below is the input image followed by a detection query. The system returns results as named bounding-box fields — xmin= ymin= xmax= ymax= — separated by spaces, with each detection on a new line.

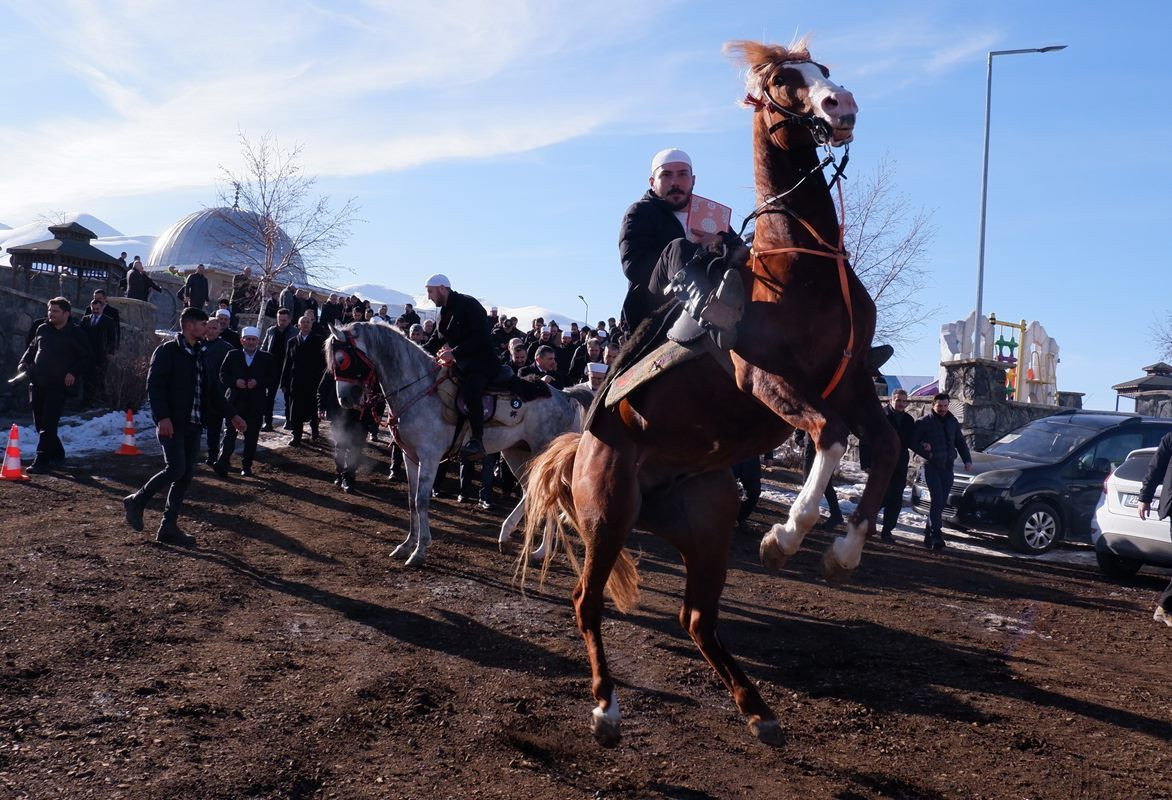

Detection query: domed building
xmin=147 ymin=206 xmax=305 ymax=282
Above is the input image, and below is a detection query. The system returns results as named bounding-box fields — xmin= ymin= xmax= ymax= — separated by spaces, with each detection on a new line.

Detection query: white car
xmin=1091 ymin=447 xmax=1172 ymax=578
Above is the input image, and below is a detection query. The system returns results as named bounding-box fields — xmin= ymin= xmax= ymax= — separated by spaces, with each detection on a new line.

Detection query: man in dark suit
xmin=1138 ymin=431 xmax=1172 ymax=627
xmin=910 ymin=392 xmax=973 ymax=550
xmin=80 ymin=298 xmax=119 ymax=407
xmin=200 ymin=316 xmax=235 ymax=467
xmin=92 ymin=290 xmax=121 ymax=349
xmin=860 ymin=388 xmax=917 ymax=543
xmin=261 ymin=308 xmax=294 ymax=430
xmin=180 ymin=263 xmax=210 ymax=311
xmin=216 ymin=326 xmax=275 ymax=477
xmin=281 ymin=314 xmax=326 ymax=446
xmin=518 ymin=345 xmax=565 ymax=389
xmin=279 ymin=283 xmax=303 ymax=321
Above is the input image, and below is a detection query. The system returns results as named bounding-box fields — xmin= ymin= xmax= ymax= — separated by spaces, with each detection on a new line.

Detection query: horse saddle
xmin=603 ymin=334 xmax=733 ymax=410
xmin=437 ymin=366 xmax=548 ymax=427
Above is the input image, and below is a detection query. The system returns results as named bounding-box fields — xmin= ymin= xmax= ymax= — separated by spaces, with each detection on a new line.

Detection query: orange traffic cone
xmin=1 ymin=424 xmax=29 ymax=481
xmin=115 ymin=409 xmax=140 ymax=456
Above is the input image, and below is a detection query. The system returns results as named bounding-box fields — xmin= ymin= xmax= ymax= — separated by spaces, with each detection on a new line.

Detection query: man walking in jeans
xmin=910 ymin=392 xmax=972 ymax=550
xmin=122 ymin=307 xmax=245 ymax=546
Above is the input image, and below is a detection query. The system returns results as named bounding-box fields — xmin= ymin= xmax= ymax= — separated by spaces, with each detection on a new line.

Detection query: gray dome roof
xmin=146 ymin=207 xmax=306 ymax=282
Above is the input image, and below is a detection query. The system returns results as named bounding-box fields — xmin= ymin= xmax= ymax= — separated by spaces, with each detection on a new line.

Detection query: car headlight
xmin=969 ymin=469 xmax=1021 ymax=489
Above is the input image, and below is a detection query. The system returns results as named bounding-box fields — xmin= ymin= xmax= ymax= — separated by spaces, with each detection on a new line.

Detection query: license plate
xmin=1121 ymin=494 xmax=1140 ymax=508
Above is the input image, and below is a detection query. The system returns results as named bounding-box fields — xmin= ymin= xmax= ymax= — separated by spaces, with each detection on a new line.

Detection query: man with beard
xmin=422 ymin=273 xmax=497 ymax=460
xmin=216 ymin=327 xmax=275 ymax=477
xmin=618 ymin=147 xmax=741 ymax=342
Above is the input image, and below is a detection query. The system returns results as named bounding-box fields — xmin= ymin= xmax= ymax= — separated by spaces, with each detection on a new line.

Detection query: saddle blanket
xmin=437 ymin=377 xmax=531 ymax=427
xmin=603 ymin=336 xmax=732 ymax=409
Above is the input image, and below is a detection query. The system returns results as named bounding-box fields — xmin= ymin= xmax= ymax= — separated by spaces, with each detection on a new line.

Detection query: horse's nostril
xmin=822 ymin=96 xmax=838 ymax=111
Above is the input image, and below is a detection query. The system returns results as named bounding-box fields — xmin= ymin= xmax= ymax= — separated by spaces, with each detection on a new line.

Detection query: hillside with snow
xmin=335 ymin=282 xmax=578 ymax=327
xmin=0 ymin=212 xmax=156 ymax=267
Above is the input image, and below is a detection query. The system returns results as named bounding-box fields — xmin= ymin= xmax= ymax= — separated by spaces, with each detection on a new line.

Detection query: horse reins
xmin=740 ymin=64 xmax=857 ymax=400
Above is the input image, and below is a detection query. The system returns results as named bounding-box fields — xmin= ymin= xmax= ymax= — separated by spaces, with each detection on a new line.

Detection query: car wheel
xmin=1094 ymin=540 xmax=1143 ymax=579
xmin=1009 ymin=501 xmax=1063 ymax=554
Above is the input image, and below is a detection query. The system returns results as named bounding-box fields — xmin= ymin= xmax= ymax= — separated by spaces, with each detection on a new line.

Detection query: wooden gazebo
xmin=7 ymin=222 xmax=124 ymax=304
xmin=1111 ymin=362 xmax=1172 ymax=412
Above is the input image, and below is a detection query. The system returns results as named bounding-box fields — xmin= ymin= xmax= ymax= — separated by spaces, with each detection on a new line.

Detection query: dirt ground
xmin=1 ymin=427 xmax=1169 ymax=800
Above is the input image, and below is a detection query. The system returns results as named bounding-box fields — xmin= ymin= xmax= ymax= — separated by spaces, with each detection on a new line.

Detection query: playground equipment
xmin=939 ymin=311 xmax=1059 ymax=404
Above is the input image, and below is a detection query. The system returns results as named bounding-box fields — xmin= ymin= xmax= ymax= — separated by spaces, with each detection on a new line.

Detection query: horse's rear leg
xmin=643 ymin=472 xmax=781 ymax=745
xmin=571 ymin=435 xmax=640 ymax=747
xmin=497 ymin=450 xmax=538 ymax=556
xmin=760 ymin=416 xmax=848 ymax=572
xmin=393 ymin=457 xmax=437 ymax=567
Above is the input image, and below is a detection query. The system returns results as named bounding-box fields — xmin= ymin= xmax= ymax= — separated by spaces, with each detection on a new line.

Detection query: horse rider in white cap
xmin=422 ymin=274 xmax=499 ymax=459
xmin=617 ymin=147 xmax=743 ymax=346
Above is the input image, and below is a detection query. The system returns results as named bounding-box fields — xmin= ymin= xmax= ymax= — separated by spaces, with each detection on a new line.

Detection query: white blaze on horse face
xmin=786 ymin=61 xmax=857 ymax=143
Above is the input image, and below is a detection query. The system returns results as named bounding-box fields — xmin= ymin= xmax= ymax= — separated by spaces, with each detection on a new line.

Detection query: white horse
xmin=328 ymin=321 xmax=585 ymax=566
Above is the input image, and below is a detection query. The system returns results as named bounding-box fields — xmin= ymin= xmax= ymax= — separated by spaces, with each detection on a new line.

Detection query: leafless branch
xmin=843 ymin=157 xmax=938 ymax=346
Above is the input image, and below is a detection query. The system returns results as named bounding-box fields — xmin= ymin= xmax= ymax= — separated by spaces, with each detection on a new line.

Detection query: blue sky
xmin=1 ymin=1 xmax=1169 ymax=409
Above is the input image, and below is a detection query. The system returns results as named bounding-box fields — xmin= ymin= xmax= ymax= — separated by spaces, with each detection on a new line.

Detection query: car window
xmin=985 ymin=421 xmax=1097 ymax=461
xmin=1072 ymin=432 xmax=1144 ymax=476
xmin=1142 ymin=426 xmax=1172 ymax=448
xmin=1115 ymin=451 xmax=1156 ymax=482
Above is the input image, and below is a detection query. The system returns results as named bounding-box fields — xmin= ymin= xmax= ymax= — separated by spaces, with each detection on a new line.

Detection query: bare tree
xmin=1153 ymin=316 xmax=1172 ymax=360
xmin=841 ymin=157 xmax=937 ymax=346
xmin=214 ymin=132 xmax=360 ymax=307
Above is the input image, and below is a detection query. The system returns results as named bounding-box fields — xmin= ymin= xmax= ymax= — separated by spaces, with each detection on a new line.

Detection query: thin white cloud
xmin=0 ymin=0 xmax=671 ymax=219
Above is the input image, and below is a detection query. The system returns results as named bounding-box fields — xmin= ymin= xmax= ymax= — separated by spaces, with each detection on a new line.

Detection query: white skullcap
xmin=587 ymin=362 xmax=609 ymax=374
xmin=216 ymin=309 xmax=231 ymax=319
xmin=595 ymin=329 xmax=609 ymax=339
xmin=651 ymin=147 xmax=692 ymax=173
xmin=241 ymin=326 xmax=260 ymax=338
xmin=424 ymin=273 xmax=451 ymax=288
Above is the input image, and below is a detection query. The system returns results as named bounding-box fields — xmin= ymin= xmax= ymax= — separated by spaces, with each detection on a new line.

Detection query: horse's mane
xmin=724 ymin=37 xmax=813 ymax=100
xmin=340 ymin=320 xmax=435 ymax=377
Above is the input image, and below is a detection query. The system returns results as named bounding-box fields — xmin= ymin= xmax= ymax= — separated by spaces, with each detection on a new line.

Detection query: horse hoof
xmin=748 ymin=716 xmax=784 ymax=747
xmin=591 ymin=715 xmax=621 ymax=748
xmin=405 ymin=552 xmax=426 ymax=568
xmin=759 ymin=535 xmax=788 ymax=573
xmin=820 ymin=548 xmax=854 ymax=586
xmin=498 ymin=537 xmax=514 ymax=556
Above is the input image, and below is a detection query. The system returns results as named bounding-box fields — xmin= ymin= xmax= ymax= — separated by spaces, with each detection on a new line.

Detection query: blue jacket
xmin=911 ymin=411 xmax=972 ymax=472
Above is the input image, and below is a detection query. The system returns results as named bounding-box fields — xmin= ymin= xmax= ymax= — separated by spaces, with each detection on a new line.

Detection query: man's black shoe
xmin=261 ymin=423 xmax=275 ymax=432
xmin=123 ymin=494 xmax=144 ymax=531
xmin=388 ymin=469 xmax=401 ymax=482
xmin=457 ymin=494 xmax=471 ymax=504
xmin=821 ymin=515 xmax=844 ymax=531
xmin=25 ymin=460 xmax=50 ymax=474
xmin=289 ymin=438 xmax=302 ymax=448
xmin=459 ymin=438 xmax=485 ymax=460
xmin=931 ymin=537 xmax=947 ymax=551
xmin=334 ymin=475 xmax=344 ymax=487
xmin=340 ymin=476 xmax=355 ymax=494
xmin=477 ymin=499 xmax=492 ymax=511
xmin=212 ymin=462 xmax=229 ymax=479
xmin=155 ymin=520 xmax=195 ymax=547
xmin=880 ymin=531 xmax=896 ymax=544
xmin=240 ymin=467 xmax=254 ymax=477
xmin=922 ymin=534 xmax=933 ymax=549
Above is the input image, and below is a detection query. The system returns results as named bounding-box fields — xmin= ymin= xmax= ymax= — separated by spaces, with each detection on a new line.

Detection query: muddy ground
xmin=1 ymin=428 xmax=1169 ymax=800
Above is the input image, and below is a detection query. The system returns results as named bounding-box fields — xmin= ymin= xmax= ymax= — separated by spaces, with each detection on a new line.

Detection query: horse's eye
xmin=334 ymin=350 xmax=351 ymax=370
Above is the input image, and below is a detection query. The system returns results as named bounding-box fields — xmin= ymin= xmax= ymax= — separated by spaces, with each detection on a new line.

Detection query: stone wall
xmin=1136 ymin=394 xmax=1172 ymax=419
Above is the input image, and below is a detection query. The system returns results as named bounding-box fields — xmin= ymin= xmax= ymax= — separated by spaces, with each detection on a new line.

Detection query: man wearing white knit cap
xmin=215 ymin=324 xmax=276 ymax=477
xmin=618 ymin=147 xmax=742 ymax=345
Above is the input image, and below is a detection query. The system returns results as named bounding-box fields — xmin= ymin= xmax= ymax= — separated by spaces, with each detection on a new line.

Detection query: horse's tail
xmin=517 ymin=432 xmax=640 ymax=614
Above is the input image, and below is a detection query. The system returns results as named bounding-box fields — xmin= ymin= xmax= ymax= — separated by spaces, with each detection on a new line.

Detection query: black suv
xmin=913 ymin=411 xmax=1172 ymax=554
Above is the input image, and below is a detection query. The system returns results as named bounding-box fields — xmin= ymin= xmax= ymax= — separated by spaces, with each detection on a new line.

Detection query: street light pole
xmin=973 ymin=45 xmax=1066 ymax=360
xmin=578 ymin=294 xmax=588 ymax=326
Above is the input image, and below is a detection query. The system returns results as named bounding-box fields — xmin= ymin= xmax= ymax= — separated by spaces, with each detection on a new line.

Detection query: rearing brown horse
xmin=521 ymin=40 xmax=899 ymax=747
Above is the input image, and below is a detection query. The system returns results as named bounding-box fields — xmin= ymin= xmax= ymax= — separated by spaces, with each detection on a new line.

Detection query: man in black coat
xmin=18 ymin=297 xmax=92 ymax=472
xmin=422 ymin=274 xmax=497 ymax=459
xmin=619 ymin=147 xmax=741 ymax=339
xmin=281 ymin=315 xmax=326 ymax=445
xmin=261 ymin=308 xmax=294 ymax=430
xmin=396 ymin=303 xmax=421 ymax=329
xmin=279 ymin=283 xmax=304 ymax=321
xmin=519 ymin=346 xmax=565 ymax=389
xmin=200 ymin=316 xmax=236 ymax=467
xmin=126 ymin=259 xmax=162 ymax=301
xmin=1138 ymin=430 xmax=1172 ymax=627
xmin=80 ymin=298 xmax=119 ymax=407
xmin=910 ymin=392 xmax=973 ymax=550
xmin=92 ymin=289 xmax=121 ymax=349
xmin=216 ymin=326 xmax=275 ymax=477
xmin=122 ymin=307 xmax=245 ymax=546
xmin=860 ymin=389 xmax=917 ymax=543
xmin=181 ymin=263 xmax=210 ymax=310
xmin=229 ymin=267 xmax=258 ymax=315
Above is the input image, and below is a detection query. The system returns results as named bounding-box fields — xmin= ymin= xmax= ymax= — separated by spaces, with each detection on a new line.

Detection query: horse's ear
xmin=328 ymin=323 xmax=340 ymax=338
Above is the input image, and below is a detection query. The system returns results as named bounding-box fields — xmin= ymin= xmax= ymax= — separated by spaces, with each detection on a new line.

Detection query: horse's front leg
xmin=392 ymin=458 xmax=420 ymax=562
xmin=498 ymin=493 xmax=526 ymax=554
xmin=403 ymin=458 xmax=438 ymax=567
